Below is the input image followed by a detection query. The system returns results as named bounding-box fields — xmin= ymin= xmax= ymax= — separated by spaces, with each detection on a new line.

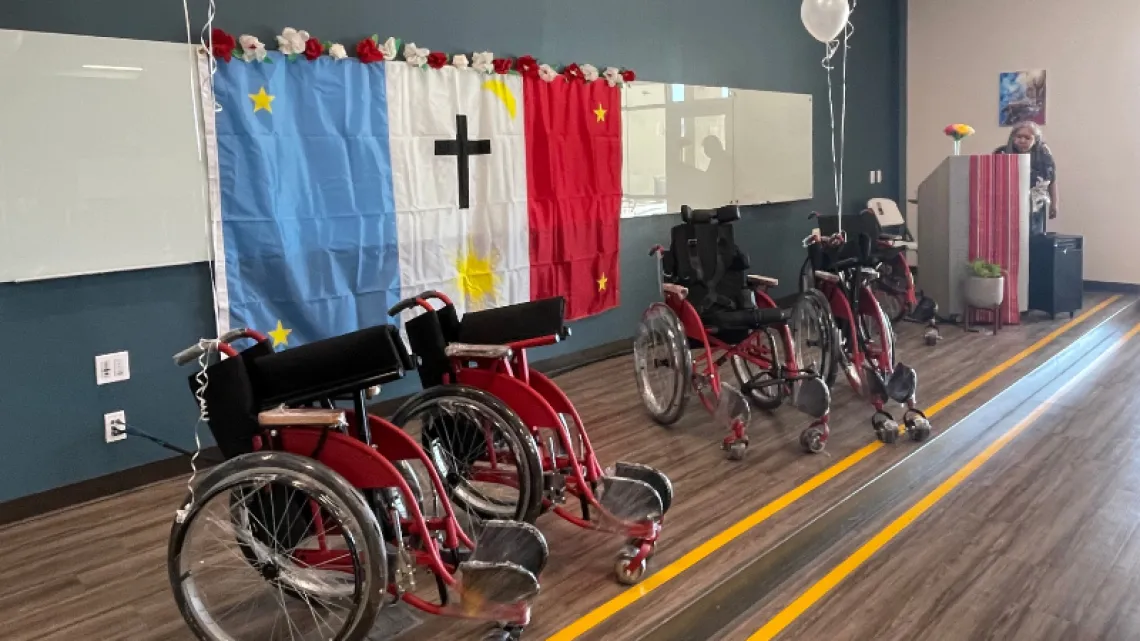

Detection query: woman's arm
xmin=1048 ymin=180 xmax=1059 ymax=218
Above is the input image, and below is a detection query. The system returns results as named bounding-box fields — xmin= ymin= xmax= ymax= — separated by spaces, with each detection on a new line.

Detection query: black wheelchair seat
xmin=662 ymin=205 xmax=782 ymax=336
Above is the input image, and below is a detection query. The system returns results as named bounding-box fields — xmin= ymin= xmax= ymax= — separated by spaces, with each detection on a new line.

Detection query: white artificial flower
xmin=581 ymin=63 xmax=599 ymax=82
xmin=471 ymin=51 xmax=495 ymax=73
xmin=276 ymin=27 xmax=310 ymax=55
xmin=239 ymin=34 xmax=267 ymax=62
xmin=603 ymin=66 xmax=623 ymax=87
xmin=404 ymin=42 xmax=429 ymax=66
xmin=380 ymin=36 xmax=399 ymax=61
xmin=328 ymin=43 xmax=347 ymax=60
xmin=452 ymin=54 xmax=470 ymax=69
xmin=538 ymin=63 xmax=559 ymax=82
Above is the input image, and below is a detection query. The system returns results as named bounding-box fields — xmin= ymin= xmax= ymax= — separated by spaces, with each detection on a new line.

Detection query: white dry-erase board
xmin=620 ymin=82 xmax=813 ymax=217
xmin=0 ymin=29 xmax=211 ymax=282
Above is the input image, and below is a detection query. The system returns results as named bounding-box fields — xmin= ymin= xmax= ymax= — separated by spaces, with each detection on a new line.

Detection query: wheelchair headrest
xmin=681 ymin=204 xmax=740 ymax=225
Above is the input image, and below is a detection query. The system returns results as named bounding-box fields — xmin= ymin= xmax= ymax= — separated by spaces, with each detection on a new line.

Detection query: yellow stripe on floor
xmin=748 ymin=319 xmax=1140 ymax=641
xmin=548 ymin=295 xmax=1121 ymax=641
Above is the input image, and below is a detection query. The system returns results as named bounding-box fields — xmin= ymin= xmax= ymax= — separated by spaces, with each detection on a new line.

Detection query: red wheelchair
xmin=390 ymin=292 xmax=673 ymax=586
xmin=797 ymin=211 xmax=933 ymax=444
xmin=170 ymin=324 xmax=546 ymax=641
xmin=635 ymin=204 xmax=833 ymax=456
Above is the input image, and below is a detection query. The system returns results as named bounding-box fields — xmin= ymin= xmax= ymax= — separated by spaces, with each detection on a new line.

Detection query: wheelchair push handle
xmin=387 ymin=296 xmax=435 ymax=317
xmin=172 ymin=328 xmax=266 ymax=365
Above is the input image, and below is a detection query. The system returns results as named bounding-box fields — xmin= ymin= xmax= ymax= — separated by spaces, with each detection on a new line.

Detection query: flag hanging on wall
xmin=207 ymin=53 xmax=622 ymax=348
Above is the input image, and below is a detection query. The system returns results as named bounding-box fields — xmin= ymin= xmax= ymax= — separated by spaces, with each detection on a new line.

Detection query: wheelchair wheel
xmin=730 ymin=328 xmax=784 ymax=411
xmin=170 ymin=451 xmax=385 ymax=641
xmin=634 ymin=303 xmax=692 ymax=425
xmin=859 ymin=299 xmax=896 ymax=374
xmin=390 ymin=384 xmax=545 ymax=525
xmin=791 ymin=288 xmax=838 ymax=387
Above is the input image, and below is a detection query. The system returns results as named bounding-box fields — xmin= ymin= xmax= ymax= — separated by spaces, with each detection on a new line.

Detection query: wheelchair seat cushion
xmin=457 ymin=297 xmax=566 ymax=345
xmin=248 ymin=324 xmax=409 ymax=406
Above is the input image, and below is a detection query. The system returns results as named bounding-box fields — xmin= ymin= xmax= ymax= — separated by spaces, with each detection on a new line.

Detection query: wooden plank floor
xmin=718 ymin=303 xmax=1140 ymax=641
xmin=0 ymin=293 xmax=1124 ymax=641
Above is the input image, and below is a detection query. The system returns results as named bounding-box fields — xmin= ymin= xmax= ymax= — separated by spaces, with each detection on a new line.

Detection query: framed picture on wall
xmin=998 ymin=70 xmax=1047 ymax=127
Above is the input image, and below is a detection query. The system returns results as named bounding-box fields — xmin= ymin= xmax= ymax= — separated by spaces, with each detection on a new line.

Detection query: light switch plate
xmin=95 ymin=351 xmax=130 ymax=385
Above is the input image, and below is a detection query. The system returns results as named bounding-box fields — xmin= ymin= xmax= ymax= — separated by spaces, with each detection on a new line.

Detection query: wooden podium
xmin=915 ymin=154 xmax=1030 ymax=324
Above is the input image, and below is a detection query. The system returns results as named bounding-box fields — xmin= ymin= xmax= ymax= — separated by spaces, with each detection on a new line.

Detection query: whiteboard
xmin=732 ymin=89 xmax=813 ymax=206
xmin=621 ymin=82 xmax=813 ymax=217
xmin=0 ymin=29 xmax=211 ymax=282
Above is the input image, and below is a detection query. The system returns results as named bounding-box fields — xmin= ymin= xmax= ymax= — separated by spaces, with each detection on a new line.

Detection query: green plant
xmin=968 ymin=259 xmax=1003 ymax=278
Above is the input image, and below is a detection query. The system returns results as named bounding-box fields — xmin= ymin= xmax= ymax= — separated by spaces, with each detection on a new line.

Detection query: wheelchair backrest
xmin=403 ymin=297 xmax=568 ymax=389
xmin=665 ymin=205 xmax=750 ymax=312
xmin=811 ymin=210 xmax=880 ymax=269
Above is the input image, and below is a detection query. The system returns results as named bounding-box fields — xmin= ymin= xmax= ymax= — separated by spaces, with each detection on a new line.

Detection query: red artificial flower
xmin=211 ymin=28 xmax=236 ymax=62
xmin=492 ymin=58 xmax=513 ymax=74
xmin=303 ymin=37 xmax=324 ymax=61
xmin=515 ymin=55 xmax=538 ymax=77
xmin=356 ymin=37 xmax=385 ymax=63
xmin=621 ymin=69 xmax=636 ymax=82
xmin=562 ymin=63 xmax=583 ymax=82
xmin=943 ymin=124 xmax=956 ymax=136
xmin=427 ymin=51 xmax=449 ymax=69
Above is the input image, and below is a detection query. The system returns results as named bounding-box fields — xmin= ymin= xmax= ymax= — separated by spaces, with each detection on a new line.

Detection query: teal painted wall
xmin=0 ymin=0 xmax=903 ymax=503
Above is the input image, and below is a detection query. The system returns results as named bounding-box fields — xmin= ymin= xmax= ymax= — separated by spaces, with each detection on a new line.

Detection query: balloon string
xmin=821 ymin=0 xmax=857 ymax=234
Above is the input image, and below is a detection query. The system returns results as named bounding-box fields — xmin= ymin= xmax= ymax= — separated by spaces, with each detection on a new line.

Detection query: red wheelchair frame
xmin=392 ymin=291 xmax=672 ymax=585
xmin=649 ymin=245 xmax=830 ymax=451
xmin=172 ymin=327 xmax=544 ymax=638
xmin=801 ymin=230 xmax=932 ymax=444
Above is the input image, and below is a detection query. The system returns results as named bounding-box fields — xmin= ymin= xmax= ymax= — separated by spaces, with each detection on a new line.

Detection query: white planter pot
xmin=963 ymin=275 xmax=1005 ymax=309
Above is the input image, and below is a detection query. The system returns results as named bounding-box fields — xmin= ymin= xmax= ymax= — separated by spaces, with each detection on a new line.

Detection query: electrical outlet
xmin=105 ymin=410 xmax=127 ymax=443
xmin=95 ymin=351 xmax=130 ymax=385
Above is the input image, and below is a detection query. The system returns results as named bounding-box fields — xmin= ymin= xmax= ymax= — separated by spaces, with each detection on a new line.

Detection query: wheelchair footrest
xmin=597 ymin=472 xmax=665 ymax=523
xmin=612 ymin=462 xmax=674 ymax=515
xmin=885 ymin=363 xmax=918 ymax=404
xmin=792 ymin=377 xmax=832 ymax=419
xmin=457 ymin=560 xmax=541 ymax=607
xmin=469 ymin=520 xmax=548 ymax=578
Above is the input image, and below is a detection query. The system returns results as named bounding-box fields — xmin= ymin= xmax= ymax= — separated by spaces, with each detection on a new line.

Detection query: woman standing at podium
xmin=994 ymin=121 xmax=1058 ymax=234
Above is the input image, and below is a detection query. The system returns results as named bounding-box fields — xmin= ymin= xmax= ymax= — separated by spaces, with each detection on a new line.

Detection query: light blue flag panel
xmin=213 ymin=52 xmax=399 ymax=349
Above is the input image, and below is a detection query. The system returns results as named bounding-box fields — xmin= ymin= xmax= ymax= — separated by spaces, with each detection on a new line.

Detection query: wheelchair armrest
xmin=258 ymin=406 xmax=347 ymax=428
xmin=813 ymin=270 xmax=841 ymax=284
xmin=663 ymin=283 xmax=689 ymax=299
xmin=446 ymin=342 xmax=513 ymax=360
xmin=747 ymin=274 xmax=779 ymax=289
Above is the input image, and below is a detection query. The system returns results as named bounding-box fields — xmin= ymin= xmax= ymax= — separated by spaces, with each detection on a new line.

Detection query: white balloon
xmin=801 ymin=0 xmax=851 ymax=43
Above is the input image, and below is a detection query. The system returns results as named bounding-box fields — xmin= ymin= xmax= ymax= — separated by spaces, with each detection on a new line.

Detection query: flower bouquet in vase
xmin=944 ymin=123 xmax=975 ymax=156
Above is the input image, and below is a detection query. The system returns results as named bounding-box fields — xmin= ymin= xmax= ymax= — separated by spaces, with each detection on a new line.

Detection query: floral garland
xmin=210 ymin=28 xmax=637 ymax=87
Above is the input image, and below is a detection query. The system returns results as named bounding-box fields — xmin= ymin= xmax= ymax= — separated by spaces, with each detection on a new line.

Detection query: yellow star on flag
xmin=455 ymin=241 xmax=501 ymax=311
xmin=268 ymin=320 xmax=292 ymax=347
xmin=249 ymin=86 xmax=275 ymax=113
xmin=597 ymin=272 xmax=608 ymax=292
xmin=593 ymin=103 xmax=607 ymax=123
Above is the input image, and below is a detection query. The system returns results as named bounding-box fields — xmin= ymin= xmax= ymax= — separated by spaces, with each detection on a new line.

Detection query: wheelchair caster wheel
xmin=726 ymin=441 xmax=748 ymax=461
xmin=615 ymin=552 xmax=648 ymax=585
xmin=907 ymin=417 xmax=932 ymax=442
xmin=800 ymin=427 xmax=826 ymax=454
xmin=484 ymin=626 xmax=522 ymax=641
xmin=626 ymin=539 xmax=656 ymax=559
xmin=877 ymin=424 xmax=899 ymax=444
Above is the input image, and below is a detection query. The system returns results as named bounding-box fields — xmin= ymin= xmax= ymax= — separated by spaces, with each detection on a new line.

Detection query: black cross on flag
xmin=434 ymin=114 xmax=491 ymax=210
